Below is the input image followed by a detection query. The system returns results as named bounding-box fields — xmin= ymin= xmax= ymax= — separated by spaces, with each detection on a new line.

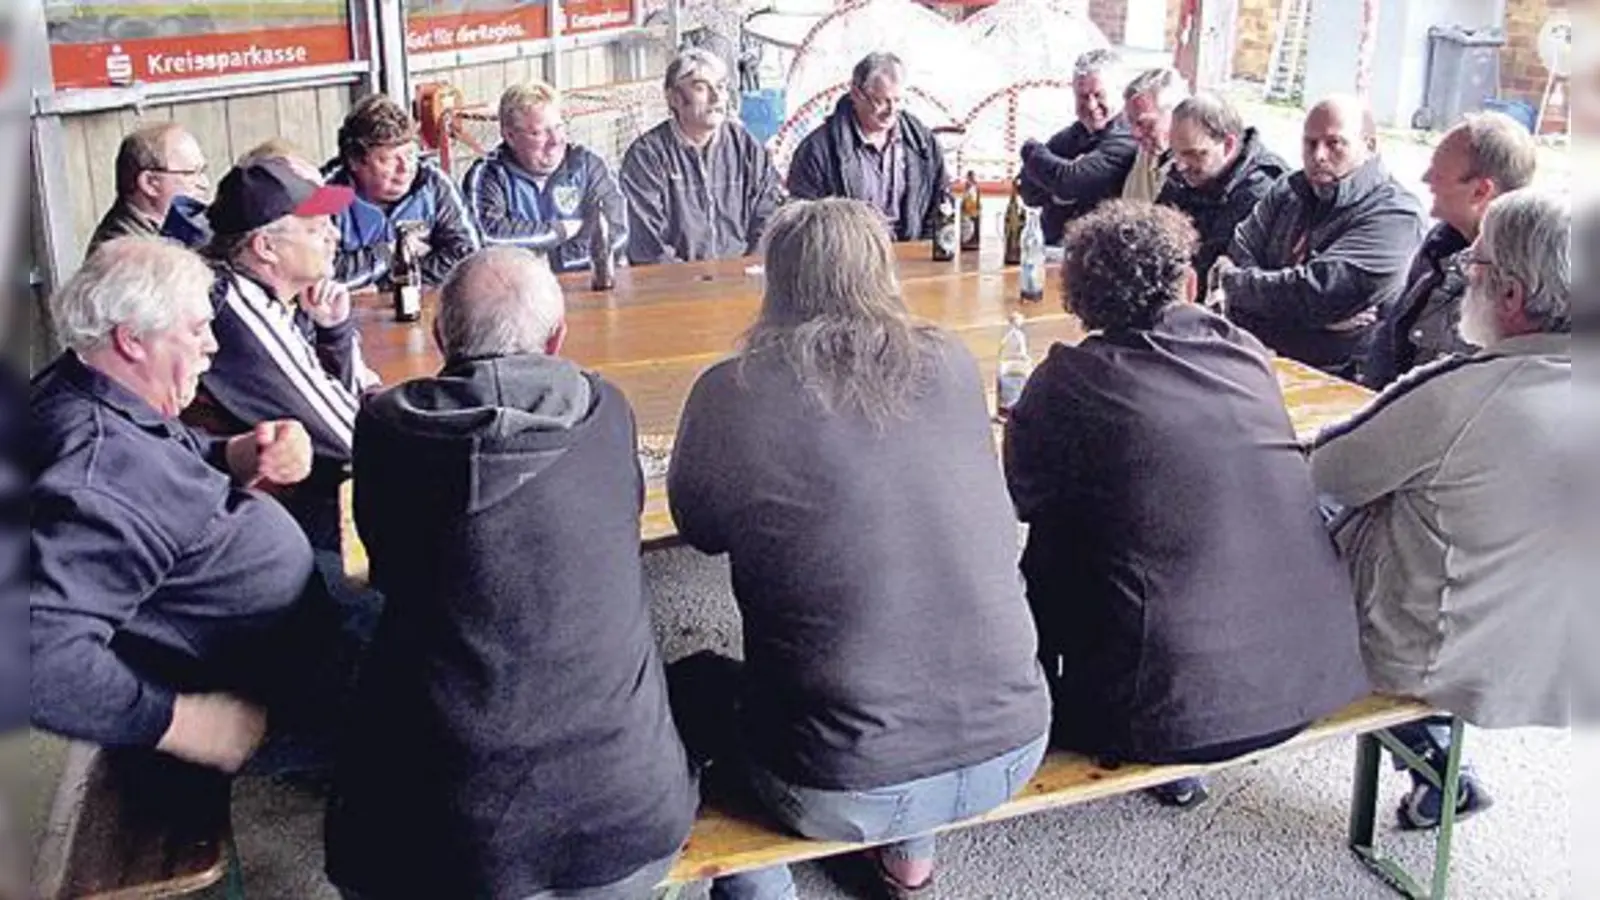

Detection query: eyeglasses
xmin=148 ymin=164 xmax=208 ymax=178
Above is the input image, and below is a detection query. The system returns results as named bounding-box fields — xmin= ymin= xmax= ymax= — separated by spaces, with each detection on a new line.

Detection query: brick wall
xmin=1500 ymin=0 xmax=1567 ymax=132
xmin=1232 ymin=0 xmax=1279 ymax=81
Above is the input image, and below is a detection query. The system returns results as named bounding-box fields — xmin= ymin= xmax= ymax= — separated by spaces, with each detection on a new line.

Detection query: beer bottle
xmin=1019 ymin=207 xmax=1046 ymax=303
xmin=995 ymin=312 xmax=1033 ymax=422
xmin=590 ymin=207 xmax=616 ymax=291
xmin=1002 ymin=177 xmax=1024 ymax=266
xmin=960 ymin=170 xmax=982 ymax=252
xmin=931 ymin=189 xmax=958 ymax=262
xmin=391 ymin=222 xmax=422 ymax=323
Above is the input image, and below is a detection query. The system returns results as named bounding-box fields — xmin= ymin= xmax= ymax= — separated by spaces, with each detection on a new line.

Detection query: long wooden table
xmin=343 ymin=244 xmax=1374 ymax=580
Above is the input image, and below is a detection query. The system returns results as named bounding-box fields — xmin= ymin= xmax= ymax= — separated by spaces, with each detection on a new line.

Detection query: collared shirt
xmin=30 ymin=352 xmax=312 ymax=747
xmin=850 ymin=117 xmax=904 ymax=223
xmin=1121 ymin=146 xmax=1173 ymax=203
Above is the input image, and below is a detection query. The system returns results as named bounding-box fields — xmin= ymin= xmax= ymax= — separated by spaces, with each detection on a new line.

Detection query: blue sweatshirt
xmin=326 ymin=158 xmax=481 ymax=289
xmin=462 ymin=143 xmax=628 ymax=273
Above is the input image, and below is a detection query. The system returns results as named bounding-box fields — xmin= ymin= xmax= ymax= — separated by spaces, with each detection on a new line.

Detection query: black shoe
xmin=1396 ymin=773 xmax=1494 ymax=830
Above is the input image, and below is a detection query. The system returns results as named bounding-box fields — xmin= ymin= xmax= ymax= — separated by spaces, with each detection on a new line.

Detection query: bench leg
xmin=224 ymin=837 xmax=246 ymax=900
xmin=1348 ymin=721 xmax=1466 ymax=900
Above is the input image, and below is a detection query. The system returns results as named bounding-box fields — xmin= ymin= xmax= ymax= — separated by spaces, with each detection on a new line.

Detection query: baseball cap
xmin=208 ymin=156 xmax=355 ymax=237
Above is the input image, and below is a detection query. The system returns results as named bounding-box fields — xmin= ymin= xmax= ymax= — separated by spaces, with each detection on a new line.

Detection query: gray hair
xmin=1171 ymin=91 xmax=1244 ymax=140
xmin=851 ymin=52 xmax=904 ymax=90
xmin=1479 ymin=188 xmax=1570 ymax=333
xmin=1073 ymin=48 xmax=1123 ymax=81
xmin=744 ymin=198 xmax=943 ymax=426
xmin=664 ymin=47 xmax=727 ymax=91
xmin=1124 ymin=67 xmax=1188 ymax=109
xmin=53 ymin=236 xmax=214 ymax=354
xmin=436 ymin=247 xmax=565 ymax=362
xmin=1453 ymin=111 xmax=1538 ymax=192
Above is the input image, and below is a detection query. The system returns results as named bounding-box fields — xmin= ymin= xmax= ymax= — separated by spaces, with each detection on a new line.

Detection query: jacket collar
xmin=1484 ymin=331 xmax=1569 ymax=359
xmin=52 ymin=351 xmax=175 ymax=432
xmin=1295 ymin=156 xmax=1393 ymax=210
xmin=490 ymin=143 xmax=578 ymax=186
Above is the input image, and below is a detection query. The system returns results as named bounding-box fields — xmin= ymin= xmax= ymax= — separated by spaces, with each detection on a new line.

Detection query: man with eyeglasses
xmin=786 ymin=52 xmax=950 ymax=242
xmin=87 ymin=123 xmax=211 ymax=257
xmin=620 ymin=47 xmax=783 ymax=265
xmin=1360 ymin=112 xmax=1537 ymax=388
xmin=463 ymin=80 xmax=628 ymax=274
xmin=1311 ymin=188 xmax=1570 ymax=831
xmin=326 ymin=94 xmax=480 ymax=290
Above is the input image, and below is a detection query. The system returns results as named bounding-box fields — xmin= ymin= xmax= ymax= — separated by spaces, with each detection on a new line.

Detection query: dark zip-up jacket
xmin=620 ymin=119 xmax=783 ymax=264
xmin=325 ymin=158 xmax=480 ymax=289
xmin=326 ymin=353 xmax=695 ymax=899
xmin=1019 ymin=116 xmax=1138 ymax=245
xmin=86 ymin=199 xmax=161 ymax=258
xmin=1360 ymin=222 xmax=1473 ymax=388
xmin=1156 ymin=127 xmax=1288 ymax=286
xmin=463 ymin=143 xmax=628 ymax=273
xmin=31 ymin=353 xmax=312 ymax=747
xmin=1004 ymin=304 xmax=1367 ymax=761
xmin=1222 ymin=157 xmax=1425 ymax=375
xmin=785 ymin=95 xmax=949 ymax=242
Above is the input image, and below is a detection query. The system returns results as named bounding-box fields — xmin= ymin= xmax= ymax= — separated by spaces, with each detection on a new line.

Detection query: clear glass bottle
xmin=996 ymin=312 xmax=1033 ymax=422
xmin=1018 ymin=207 xmax=1045 ymax=302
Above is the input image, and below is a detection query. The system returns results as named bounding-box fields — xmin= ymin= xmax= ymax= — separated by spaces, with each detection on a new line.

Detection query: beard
xmin=1457 ymin=281 xmax=1502 ymax=349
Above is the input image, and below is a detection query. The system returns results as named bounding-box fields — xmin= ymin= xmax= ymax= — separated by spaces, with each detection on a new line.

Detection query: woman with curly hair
xmin=1003 ymin=200 xmax=1368 ymax=807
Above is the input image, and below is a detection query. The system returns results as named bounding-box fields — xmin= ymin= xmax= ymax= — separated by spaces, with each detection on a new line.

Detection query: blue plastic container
xmin=1481 ymin=98 xmax=1536 ymax=133
xmin=740 ymin=89 xmax=786 ymax=143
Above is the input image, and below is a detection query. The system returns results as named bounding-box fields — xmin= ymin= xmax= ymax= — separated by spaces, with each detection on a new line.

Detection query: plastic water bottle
xmin=996 ymin=312 xmax=1033 ymax=422
xmin=1019 ymin=207 xmax=1045 ymax=302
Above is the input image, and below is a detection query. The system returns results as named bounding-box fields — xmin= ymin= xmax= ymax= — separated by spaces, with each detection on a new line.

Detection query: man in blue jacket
xmin=326 ymin=94 xmax=480 ymax=290
xmin=463 ymin=81 xmax=629 ymax=273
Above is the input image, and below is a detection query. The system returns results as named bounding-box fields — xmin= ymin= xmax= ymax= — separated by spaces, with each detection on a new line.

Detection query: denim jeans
xmin=337 ymin=848 xmax=678 ymax=900
xmin=709 ymin=732 xmax=1050 ymax=900
xmin=1387 ymin=715 xmax=1458 ymax=781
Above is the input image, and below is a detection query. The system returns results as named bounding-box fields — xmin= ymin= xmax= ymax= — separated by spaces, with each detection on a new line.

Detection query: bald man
xmin=327 ymin=247 xmax=695 ymax=899
xmin=1213 ymin=95 xmax=1425 ymax=377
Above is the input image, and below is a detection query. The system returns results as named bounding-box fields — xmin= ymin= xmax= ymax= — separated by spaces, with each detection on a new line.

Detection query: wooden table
xmin=343 ymin=244 xmax=1374 ymax=581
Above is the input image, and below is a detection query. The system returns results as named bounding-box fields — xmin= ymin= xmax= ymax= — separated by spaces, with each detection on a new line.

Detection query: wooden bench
xmin=33 ymin=742 xmax=242 ymax=900
xmin=662 ymin=695 xmax=1465 ymax=900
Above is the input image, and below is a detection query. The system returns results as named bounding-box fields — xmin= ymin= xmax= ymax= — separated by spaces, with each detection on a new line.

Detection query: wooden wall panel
xmin=315 ymin=85 xmax=353 ymax=164
xmin=224 ymin=94 xmax=284 ymax=163
xmin=276 ymin=90 xmax=331 ymax=165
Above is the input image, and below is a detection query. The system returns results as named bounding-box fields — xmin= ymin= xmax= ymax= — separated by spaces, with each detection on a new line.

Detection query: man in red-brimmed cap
xmin=190 ymin=157 xmax=370 ymax=559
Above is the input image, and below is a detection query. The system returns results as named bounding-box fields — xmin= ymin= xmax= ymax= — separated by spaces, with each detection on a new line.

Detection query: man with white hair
xmin=786 ymin=51 xmax=950 ymax=241
xmin=620 ymin=47 xmax=784 ymax=264
xmin=1119 ymin=67 xmax=1188 ymax=202
xmin=195 ymin=157 xmax=365 ymax=555
xmin=326 ymin=246 xmax=695 ymax=900
xmin=1213 ymin=94 xmax=1425 ymax=378
xmin=1311 ymin=189 xmax=1570 ymax=829
xmin=1019 ymin=48 xmax=1140 ymax=245
xmin=32 ymin=237 xmax=317 ymax=771
xmin=463 ymin=80 xmax=628 ymax=273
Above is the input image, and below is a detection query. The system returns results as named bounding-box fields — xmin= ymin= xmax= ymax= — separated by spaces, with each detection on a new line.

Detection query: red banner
xmin=50 ymin=24 xmax=353 ymax=90
xmin=562 ymin=0 xmax=636 ymax=36
xmin=406 ymin=5 xmax=551 ymax=54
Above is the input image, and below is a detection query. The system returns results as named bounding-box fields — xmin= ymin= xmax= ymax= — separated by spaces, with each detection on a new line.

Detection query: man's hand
xmin=557 ymin=218 xmax=586 ymax=241
xmin=156 ymin=693 xmax=267 ymax=773
xmin=300 ymin=278 xmax=351 ymax=328
xmin=400 ymin=228 xmax=431 ymax=261
xmin=1020 ymin=139 xmax=1042 ymax=163
xmin=1209 ymin=255 xmax=1237 ymax=292
xmin=227 ymin=420 xmax=312 ymax=488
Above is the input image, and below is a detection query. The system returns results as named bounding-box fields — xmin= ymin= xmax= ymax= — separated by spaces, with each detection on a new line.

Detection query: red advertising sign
xmin=406 ymin=3 xmax=551 ymax=54
xmin=562 ymin=0 xmax=636 ymax=35
xmin=50 ymin=24 xmax=354 ymax=90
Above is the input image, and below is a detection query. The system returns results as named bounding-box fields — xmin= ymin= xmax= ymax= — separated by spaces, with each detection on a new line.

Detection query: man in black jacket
xmin=1214 ymin=95 xmax=1425 ymax=378
xmin=785 ymin=52 xmax=949 ymax=241
xmin=326 ymin=247 xmax=696 ymax=900
xmin=1019 ymin=49 xmax=1139 ymax=245
xmin=1157 ymin=92 xmax=1288 ymax=286
xmin=1360 ymin=111 xmax=1537 ymax=388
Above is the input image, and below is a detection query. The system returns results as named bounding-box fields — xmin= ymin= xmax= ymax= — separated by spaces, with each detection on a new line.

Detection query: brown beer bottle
xmin=391 ymin=222 xmax=422 ymax=322
xmin=960 ymin=170 xmax=982 ymax=252
xmin=590 ymin=207 xmax=615 ymax=291
xmin=1002 ymin=177 xmax=1024 ymax=266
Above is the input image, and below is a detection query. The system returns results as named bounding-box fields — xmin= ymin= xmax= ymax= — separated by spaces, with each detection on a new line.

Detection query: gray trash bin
xmin=1412 ymin=26 xmax=1505 ymax=131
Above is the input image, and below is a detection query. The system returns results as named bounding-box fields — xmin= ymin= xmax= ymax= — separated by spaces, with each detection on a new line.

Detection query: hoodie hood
xmin=363 ymin=353 xmax=597 ymax=512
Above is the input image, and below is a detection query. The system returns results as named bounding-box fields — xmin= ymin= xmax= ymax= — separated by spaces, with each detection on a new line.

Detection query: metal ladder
xmin=1265 ymin=0 xmax=1312 ymax=103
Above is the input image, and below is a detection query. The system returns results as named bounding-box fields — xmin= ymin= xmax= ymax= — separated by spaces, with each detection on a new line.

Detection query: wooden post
xmin=1354 ymin=0 xmax=1381 ymax=104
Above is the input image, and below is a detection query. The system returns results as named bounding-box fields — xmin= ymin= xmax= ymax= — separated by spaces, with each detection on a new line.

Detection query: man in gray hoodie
xmin=1213 ymin=95 xmax=1425 ymax=378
